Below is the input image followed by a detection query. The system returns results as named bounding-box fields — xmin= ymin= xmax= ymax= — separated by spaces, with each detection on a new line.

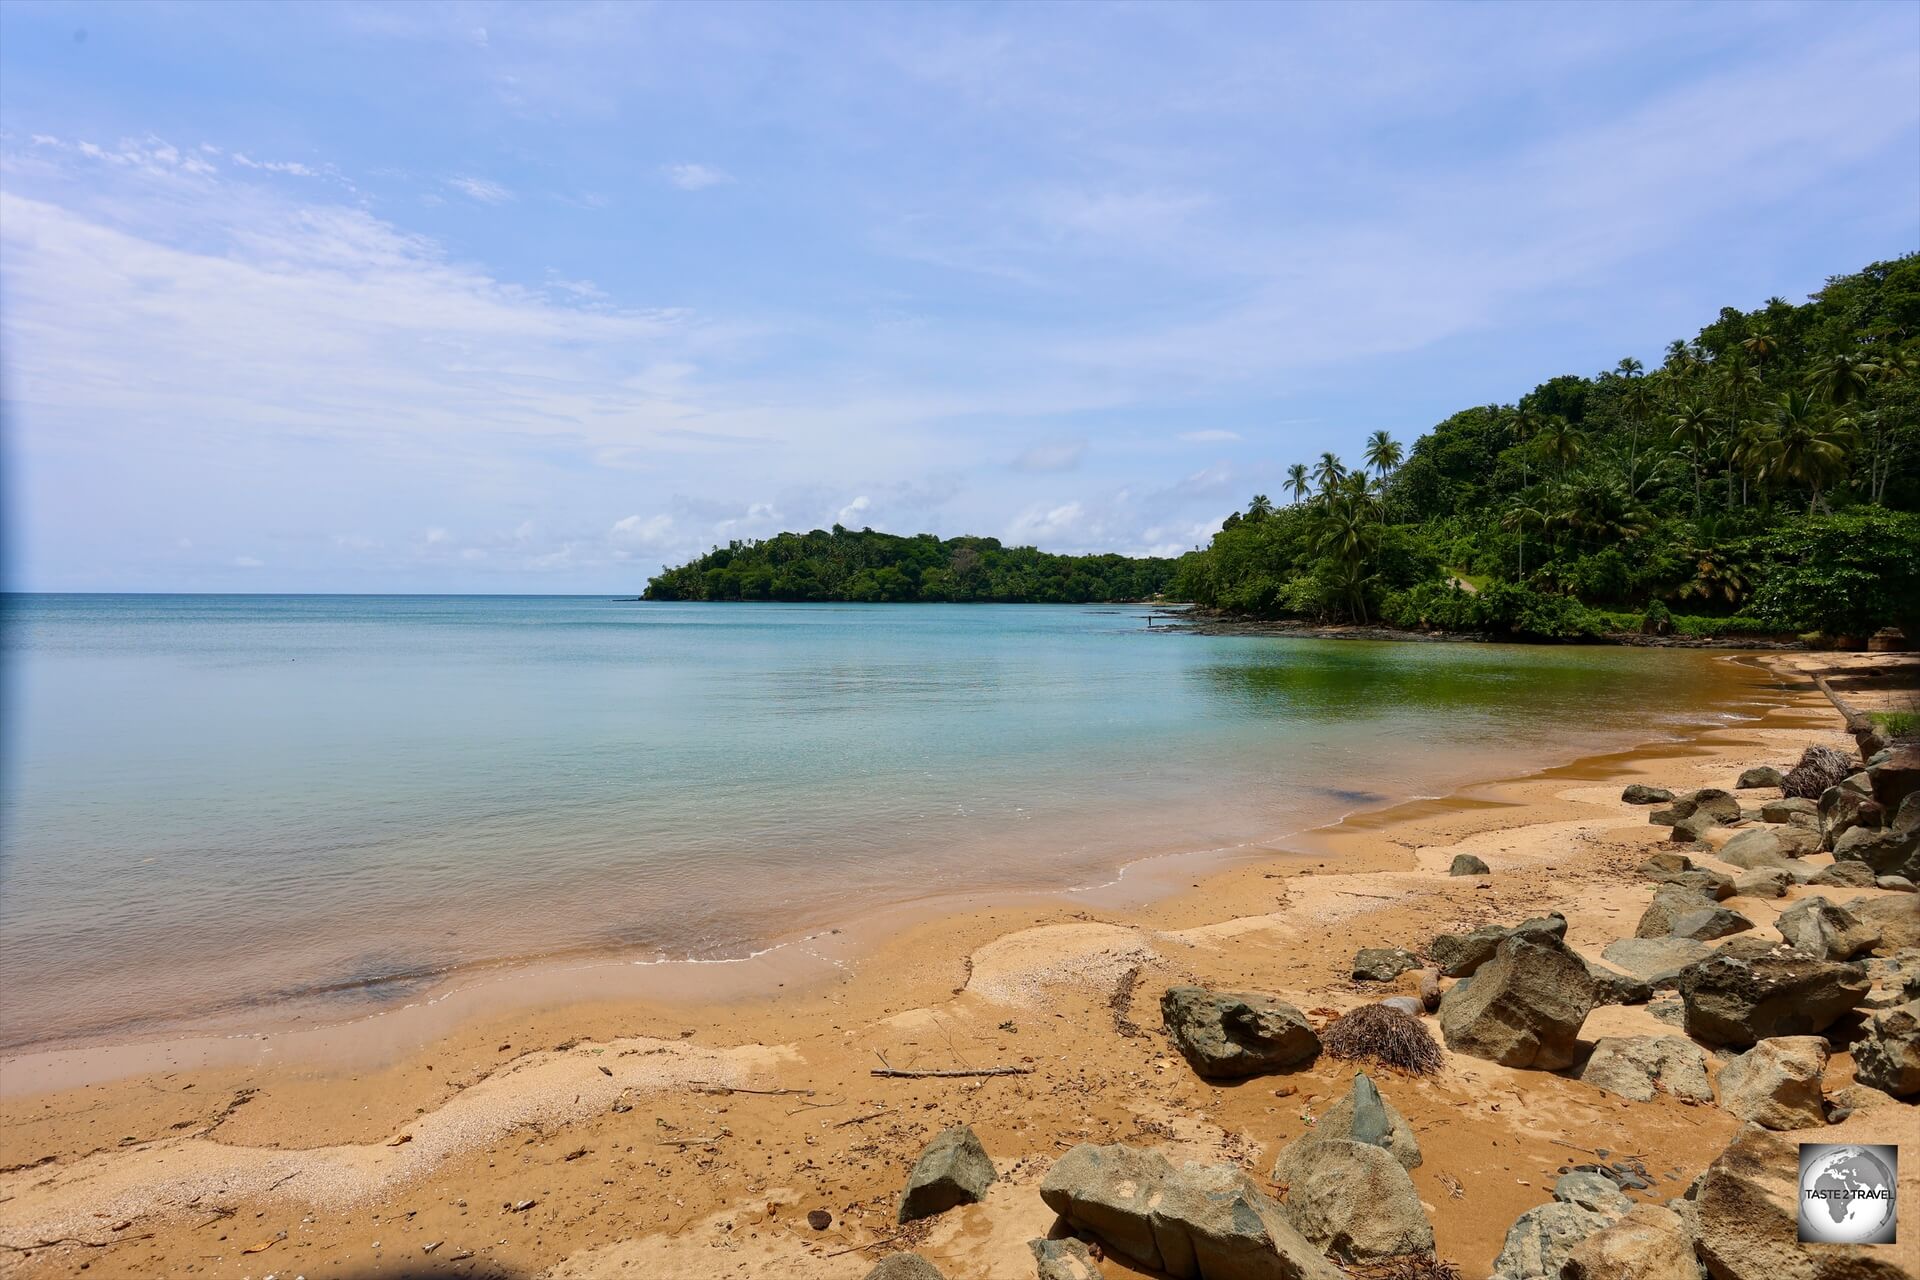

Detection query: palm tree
xmin=1716 ymin=352 xmax=1762 ymax=508
xmin=1667 ymin=400 xmax=1716 ymax=517
xmin=1362 ymin=430 xmax=1403 ymax=481
xmin=1740 ymin=330 xmax=1779 ymax=364
xmin=1247 ymin=493 xmax=1275 ymax=519
xmin=1309 ymin=481 xmax=1381 ymax=622
xmin=1311 ymin=452 xmax=1347 ymax=496
xmin=1805 ymin=350 xmax=1880 ymax=408
xmin=1616 ymin=368 xmax=1656 ymax=490
xmin=1764 ymin=389 xmax=1854 ymax=512
xmin=1538 ymin=416 xmax=1584 ymax=479
xmin=1284 ymin=464 xmax=1311 ymax=505
xmin=1501 ymin=493 xmax=1548 ymax=577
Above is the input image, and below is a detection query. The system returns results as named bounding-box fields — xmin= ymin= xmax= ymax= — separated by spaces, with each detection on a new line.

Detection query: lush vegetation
xmin=644 ymin=527 xmax=1176 ymax=603
xmin=1172 ymin=256 xmax=1920 ymax=640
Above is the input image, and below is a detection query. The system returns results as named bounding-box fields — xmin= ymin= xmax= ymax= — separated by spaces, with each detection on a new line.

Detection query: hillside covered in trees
xmin=1172 ymin=255 xmax=1920 ymax=640
xmin=643 ymin=528 xmax=1175 ymax=603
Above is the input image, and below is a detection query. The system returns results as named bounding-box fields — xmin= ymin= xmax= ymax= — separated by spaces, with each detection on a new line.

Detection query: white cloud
xmin=664 ymin=163 xmax=732 ymax=191
xmin=425 ymin=527 xmax=451 ymax=544
xmin=836 ymin=496 xmax=871 ymax=526
xmin=1011 ymin=440 xmax=1085 ymax=472
xmin=1178 ymin=429 xmax=1240 ymax=443
xmin=233 ymin=555 xmax=264 ymax=568
xmin=610 ymin=513 xmax=675 ymax=546
xmin=447 ymin=175 xmax=514 ymax=203
xmin=1006 ymin=501 xmax=1084 ymax=544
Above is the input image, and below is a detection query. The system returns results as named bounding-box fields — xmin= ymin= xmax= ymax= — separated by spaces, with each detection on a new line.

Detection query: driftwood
xmin=869 ymin=1065 xmax=1030 ymax=1079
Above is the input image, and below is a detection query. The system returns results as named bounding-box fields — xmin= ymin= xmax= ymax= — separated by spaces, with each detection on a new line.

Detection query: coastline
xmin=3 ymin=650 xmax=1915 ymax=1278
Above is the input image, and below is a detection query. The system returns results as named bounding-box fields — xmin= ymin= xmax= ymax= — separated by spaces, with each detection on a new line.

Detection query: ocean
xmin=0 ymin=595 xmax=1763 ymax=1050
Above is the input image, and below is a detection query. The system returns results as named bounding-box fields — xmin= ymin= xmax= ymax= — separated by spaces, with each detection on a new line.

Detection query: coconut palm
xmin=1805 ymin=350 xmax=1881 ymax=408
xmin=1740 ymin=330 xmax=1779 ymax=363
xmin=1247 ymin=493 xmax=1274 ymax=519
xmin=1716 ymin=353 xmax=1762 ymax=507
xmin=1311 ymin=452 xmax=1347 ymax=496
xmin=1501 ymin=493 xmax=1548 ymax=577
xmin=1538 ymin=416 xmax=1584 ymax=479
xmin=1667 ymin=400 xmax=1717 ymax=517
xmin=1284 ymin=464 xmax=1311 ymax=505
xmin=1362 ymin=430 xmax=1403 ymax=481
xmin=1763 ymin=389 xmax=1855 ymax=512
xmin=1616 ymin=369 xmax=1657 ymax=490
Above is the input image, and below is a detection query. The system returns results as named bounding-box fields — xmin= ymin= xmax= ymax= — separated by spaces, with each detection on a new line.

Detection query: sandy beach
xmin=3 ymin=650 xmax=1916 ymax=1279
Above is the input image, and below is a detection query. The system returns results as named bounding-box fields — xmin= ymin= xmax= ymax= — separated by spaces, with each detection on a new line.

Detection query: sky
xmin=1 ymin=1 xmax=1916 ymax=593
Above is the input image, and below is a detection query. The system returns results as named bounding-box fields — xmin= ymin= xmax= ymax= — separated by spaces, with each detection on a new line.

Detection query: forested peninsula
xmin=647 ymin=256 xmax=1920 ymax=641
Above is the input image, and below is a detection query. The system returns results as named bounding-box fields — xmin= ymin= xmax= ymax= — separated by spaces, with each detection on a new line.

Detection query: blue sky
xmin=2 ymin=1 xmax=1916 ymax=592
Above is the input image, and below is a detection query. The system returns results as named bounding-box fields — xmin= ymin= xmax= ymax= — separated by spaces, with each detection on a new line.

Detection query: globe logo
xmin=1798 ymin=1143 xmax=1898 ymax=1245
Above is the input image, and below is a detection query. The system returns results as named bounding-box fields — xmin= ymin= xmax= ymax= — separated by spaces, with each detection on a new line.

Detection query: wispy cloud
xmin=664 ymin=163 xmax=731 ymax=191
xmin=447 ymin=175 xmax=514 ymax=204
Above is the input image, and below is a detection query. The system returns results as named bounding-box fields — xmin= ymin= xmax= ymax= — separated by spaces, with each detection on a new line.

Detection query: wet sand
xmin=3 ymin=651 xmax=1917 ymax=1278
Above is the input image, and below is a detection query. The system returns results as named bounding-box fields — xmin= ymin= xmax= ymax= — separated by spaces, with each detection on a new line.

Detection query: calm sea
xmin=0 ymin=596 xmax=1762 ymax=1050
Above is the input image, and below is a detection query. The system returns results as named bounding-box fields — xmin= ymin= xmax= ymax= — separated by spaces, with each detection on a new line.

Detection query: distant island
xmin=649 ymin=255 xmax=1919 ymax=642
xmin=643 ymin=529 xmax=1177 ymax=603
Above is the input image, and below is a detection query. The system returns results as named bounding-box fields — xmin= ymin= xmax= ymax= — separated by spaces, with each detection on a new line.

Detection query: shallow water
xmin=0 ymin=596 xmax=1763 ymax=1049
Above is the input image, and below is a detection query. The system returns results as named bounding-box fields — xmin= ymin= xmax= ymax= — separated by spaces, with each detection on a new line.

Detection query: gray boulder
xmin=1428 ymin=913 xmax=1567 ymax=978
xmin=1715 ymin=1036 xmax=1827 ymax=1130
xmin=1844 ymin=894 xmax=1920 ymax=952
xmin=1669 ymin=904 xmax=1754 ymax=942
xmin=1584 ymin=959 xmax=1652 ymax=1006
xmin=1832 ymin=824 xmax=1920 ymax=881
xmin=1600 ymin=937 xmax=1714 ymax=987
xmin=1880 ymin=875 xmax=1917 ymax=891
xmin=1272 ymin=1070 xmax=1420 ymax=1180
xmin=1731 ymin=868 xmax=1791 ymax=899
xmin=1439 ymin=932 xmax=1594 ymax=1069
xmin=1641 ymin=851 xmax=1693 ymax=873
xmin=1737 ymin=766 xmax=1786 ymax=789
xmin=1160 ymin=987 xmax=1320 ymax=1079
xmin=1623 ymin=783 xmax=1674 ymax=805
xmin=1351 ymin=947 xmax=1419 ymax=982
xmin=1716 ymin=826 xmax=1820 ymax=868
xmin=1277 ymin=1139 xmax=1432 ymax=1262
xmin=1645 ymin=868 xmax=1735 ymax=899
xmin=1039 ymin=1144 xmax=1343 ymax=1280
xmin=1853 ymin=1000 xmax=1920 ymax=1097
xmin=1563 ymin=1204 xmax=1707 ymax=1280
xmin=1553 ymin=1170 xmax=1633 ymax=1217
xmin=865 ymin=1255 xmax=947 ymax=1280
xmin=1636 ymin=884 xmax=1746 ymax=938
xmin=1867 ymin=746 xmax=1920 ymax=812
xmin=1894 ymin=791 xmax=1920 ymax=833
xmin=1677 ymin=951 xmax=1870 ymax=1047
xmin=1029 ymin=1238 xmax=1100 ymax=1280
xmin=1490 ymin=1202 xmax=1614 ymax=1280
xmin=1449 ymin=852 xmax=1491 ymax=876
xmin=1809 ymin=860 xmax=1878 ymax=889
xmin=1774 ymin=896 xmax=1879 ymax=960
xmin=1577 ymin=1035 xmax=1713 ymax=1103
xmin=1820 ymin=785 xmax=1886 ymax=849
xmin=1759 ymin=796 xmax=1817 ymax=824
xmin=1695 ymin=1123 xmax=1907 ymax=1280
xmin=897 ymin=1125 xmax=996 ymax=1222
xmin=1654 ymin=788 xmax=1741 ymax=825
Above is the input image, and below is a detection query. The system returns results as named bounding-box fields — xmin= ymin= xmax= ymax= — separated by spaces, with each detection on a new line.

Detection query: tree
xmin=1763 ymin=389 xmax=1855 ymax=512
xmin=1667 ymin=399 xmax=1716 ymax=516
xmin=1538 ymin=416 xmax=1584 ymax=479
xmin=1805 ymin=350 xmax=1880 ymax=408
xmin=1284 ymin=464 xmax=1311 ymax=505
xmin=1247 ymin=493 xmax=1274 ymax=519
xmin=1363 ymin=430 xmax=1404 ymax=481
xmin=1311 ymin=452 xmax=1347 ymax=496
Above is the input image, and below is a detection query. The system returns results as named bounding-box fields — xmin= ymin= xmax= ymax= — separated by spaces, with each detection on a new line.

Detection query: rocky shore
xmin=2 ymin=654 xmax=1916 ymax=1279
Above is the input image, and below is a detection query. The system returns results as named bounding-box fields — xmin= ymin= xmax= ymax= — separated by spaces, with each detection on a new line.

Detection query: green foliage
xmin=645 ymin=527 xmax=1177 ymax=604
xmin=1872 ymin=710 xmax=1919 ymax=740
xmin=1179 ymin=254 xmax=1920 ymax=641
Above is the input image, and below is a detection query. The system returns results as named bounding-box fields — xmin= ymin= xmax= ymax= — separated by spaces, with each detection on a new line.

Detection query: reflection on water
xmin=0 ymin=596 xmax=1762 ymax=1049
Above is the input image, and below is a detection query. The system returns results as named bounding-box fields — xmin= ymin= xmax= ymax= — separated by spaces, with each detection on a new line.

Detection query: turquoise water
xmin=0 ymin=596 xmax=1759 ymax=1049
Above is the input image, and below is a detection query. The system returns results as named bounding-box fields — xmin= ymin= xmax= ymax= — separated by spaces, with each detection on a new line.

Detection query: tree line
xmin=643 ymin=528 xmax=1176 ymax=603
xmin=1172 ymin=255 xmax=1920 ymax=640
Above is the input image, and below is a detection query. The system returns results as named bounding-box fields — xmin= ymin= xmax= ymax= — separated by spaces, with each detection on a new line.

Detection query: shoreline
xmin=0 ymin=653 xmax=1781 ymax=1086
xmin=3 ymin=651 xmax=1915 ymax=1278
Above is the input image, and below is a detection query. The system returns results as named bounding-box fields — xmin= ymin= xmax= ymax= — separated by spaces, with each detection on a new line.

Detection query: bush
xmin=1475 ymin=582 xmax=1605 ymax=640
xmin=1740 ymin=510 xmax=1920 ymax=637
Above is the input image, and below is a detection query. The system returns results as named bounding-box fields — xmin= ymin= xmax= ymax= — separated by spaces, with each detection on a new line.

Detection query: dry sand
xmin=3 ymin=651 xmax=1917 ymax=1278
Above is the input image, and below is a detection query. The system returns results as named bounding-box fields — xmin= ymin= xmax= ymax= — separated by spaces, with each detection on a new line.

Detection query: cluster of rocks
xmin=865 ymin=745 xmax=1920 ymax=1280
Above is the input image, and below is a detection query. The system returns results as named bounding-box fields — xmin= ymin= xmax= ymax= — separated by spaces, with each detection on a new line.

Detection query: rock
xmin=1160 ymin=988 xmax=1320 ymax=1079
xmin=1677 ymin=952 xmax=1869 ymax=1047
xmin=1809 ymin=860 xmax=1878 ymax=889
xmin=1645 ymin=868 xmax=1736 ymax=899
xmin=1428 ymin=913 xmax=1566 ymax=978
xmin=1832 ymin=824 xmax=1920 ymax=881
xmin=1715 ymin=1036 xmax=1827 ymax=1129
xmin=1819 ymin=785 xmax=1885 ymax=849
xmin=1759 ymin=797 xmax=1817 ymax=824
xmin=1563 ymin=1204 xmax=1706 ymax=1280
xmin=1029 ymin=1238 xmax=1101 ymax=1280
xmin=1689 ymin=788 xmax=1742 ymax=822
xmin=1584 ymin=959 xmax=1652 ymax=1006
xmin=897 ymin=1125 xmax=996 ymax=1222
xmin=1671 ymin=813 xmax=1717 ymax=843
xmin=1642 ymin=851 xmax=1693 ymax=873
xmin=1894 ymin=792 xmax=1920 ymax=833
xmin=1669 ymin=904 xmax=1755 ymax=942
xmin=1351 ymin=948 xmax=1419 ymax=982
xmin=1840 ymin=771 xmax=1874 ymax=796
xmin=1731 ymin=869 xmax=1791 ymax=899
xmin=1272 ymin=1070 xmax=1420 ymax=1178
xmin=1039 ymin=1144 xmax=1343 ymax=1280
xmin=1449 ymin=853 xmax=1490 ymax=876
xmin=1695 ymin=1123 xmax=1907 ymax=1280
xmin=1880 ymin=875 xmax=1917 ymax=891
xmin=1853 ymin=1000 xmax=1920 ymax=1097
xmin=1867 ymin=745 xmax=1920 ymax=813
xmin=1716 ymin=826 xmax=1820 ymax=868
xmin=865 ymin=1255 xmax=947 ymax=1280
xmin=1277 ymin=1140 xmax=1432 ymax=1262
xmin=1491 ymin=1202 xmax=1614 ymax=1280
xmin=1737 ymin=766 xmax=1786 ymax=790
xmin=808 ymin=1209 xmax=832 ymax=1230
xmin=1378 ymin=995 xmax=1424 ymax=1018
xmin=1553 ymin=1170 xmax=1633 ymax=1216
xmin=1439 ymin=932 xmax=1594 ymax=1069
xmin=1774 ymin=896 xmax=1879 ymax=960
xmin=1416 ymin=968 xmax=1442 ymax=1011
xmin=1844 ymin=894 xmax=1920 ymax=952
xmin=1601 ymin=937 xmax=1714 ymax=987
xmin=1636 ymin=885 xmax=1741 ymax=938
xmin=1623 ymin=783 xmax=1674 ymax=805
xmin=1578 ymin=1035 xmax=1714 ymax=1103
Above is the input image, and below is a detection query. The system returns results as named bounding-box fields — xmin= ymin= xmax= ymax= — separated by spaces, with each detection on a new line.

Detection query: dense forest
xmin=643 ymin=528 xmax=1175 ymax=603
xmin=1171 ymin=255 xmax=1920 ymax=640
